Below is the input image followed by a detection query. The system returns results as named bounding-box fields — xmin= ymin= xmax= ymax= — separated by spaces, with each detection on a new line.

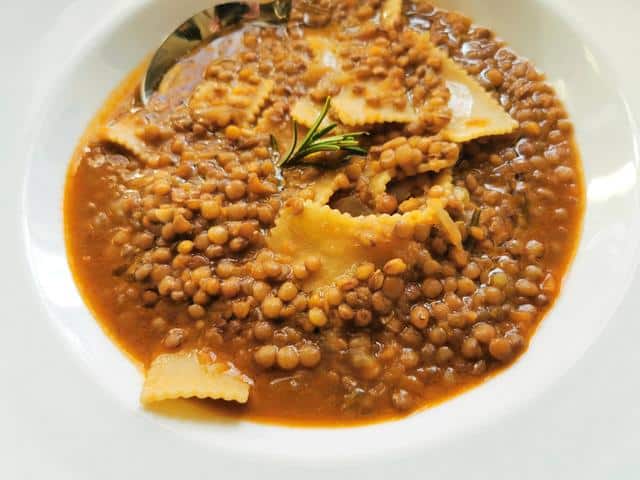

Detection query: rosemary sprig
xmin=277 ymin=97 xmax=368 ymax=167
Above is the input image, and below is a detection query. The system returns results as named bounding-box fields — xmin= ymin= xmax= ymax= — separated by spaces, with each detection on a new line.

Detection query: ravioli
xmin=300 ymin=33 xmax=421 ymax=126
xmin=255 ymin=104 xmax=294 ymax=155
xmin=268 ymin=197 xmax=461 ymax=290
xmin=141 ymin=350 xmax=251 ymax=405
xmin=290 ymin=97 xmax=332 ymax=129
xmin=100 ymin=114 xmax=160 ymax=166
xmin=308 ymin=170 xmax=350 ymax=205
xmin=439 ymin=52 xmax=518 ymax=141
xmin=189 ymin=78 xmax=274 ymax=129
xmin=332 ymin=79 xmax=418 ymax=126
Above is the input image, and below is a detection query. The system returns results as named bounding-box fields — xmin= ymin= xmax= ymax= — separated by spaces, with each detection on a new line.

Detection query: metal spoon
xmin=140 ymin=0 xmax=292 ymax=105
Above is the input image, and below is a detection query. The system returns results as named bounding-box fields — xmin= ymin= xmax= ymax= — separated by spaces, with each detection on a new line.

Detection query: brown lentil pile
xmin=65 ymin=0 xmax=583 ymax=425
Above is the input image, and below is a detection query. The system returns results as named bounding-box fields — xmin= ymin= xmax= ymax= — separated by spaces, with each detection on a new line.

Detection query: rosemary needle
xmin=277 ymin=97 xmax=368 ymax=167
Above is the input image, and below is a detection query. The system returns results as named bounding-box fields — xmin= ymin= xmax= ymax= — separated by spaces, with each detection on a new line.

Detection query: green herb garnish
xmin=277 ymin=97 xmax=368 ymax=167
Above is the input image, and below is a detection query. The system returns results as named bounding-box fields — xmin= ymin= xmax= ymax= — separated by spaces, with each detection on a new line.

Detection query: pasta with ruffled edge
xmin=141 ymin=350 xmax=252 ymax=404
xmin=267 ymin=195 xmax=463 ymax=291
xmin=438 ymin=47 xmax=519 ymax=141
xmin=189 ymin=78 xmax=274 ymax=129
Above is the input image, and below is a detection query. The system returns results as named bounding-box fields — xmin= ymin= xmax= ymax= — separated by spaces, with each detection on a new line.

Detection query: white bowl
xmin=5 ymin=0 xmax=640 ymax=477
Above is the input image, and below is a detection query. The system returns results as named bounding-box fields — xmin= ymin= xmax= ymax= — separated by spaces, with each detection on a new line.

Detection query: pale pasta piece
xmin=381 ymin=0 xmax=403 ymax=30
xmin=391 ymin=30 xmax=516 ymax=141
xmin=234 ymin=80 xmax=274 ymax=122
xmin=308 ymin=171 xmax=345 ymax=205
xmin=100 ymin=114 xmax=159 ymax=166
xmin=440 ymin=54 xmax=518 ymax=142
xmin=290 ymin=97 xmax=332 ymax=129
xmin=332 ymin=80 xmax=417 ymax=125
xmin=267 ymin=197 xmax=459 ymax=290
xmin=189 ymin=78 xmax=274 ymax=128
xmin=255 ymin=103 xmax=291 ymax=150
xmin=284 ymin=167 xmax=357 ymax=206
xmin=302 ymin=33 xmax=419 ymax=126
xmin=141 ymin=350 xmax=251 ymax=405
xmin=189 ymin=81 xmax=234 ymax=128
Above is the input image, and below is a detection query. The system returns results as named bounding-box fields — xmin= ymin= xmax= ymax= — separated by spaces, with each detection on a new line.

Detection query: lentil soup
xmin=64 ymin=0 xmax=584 ymax=425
